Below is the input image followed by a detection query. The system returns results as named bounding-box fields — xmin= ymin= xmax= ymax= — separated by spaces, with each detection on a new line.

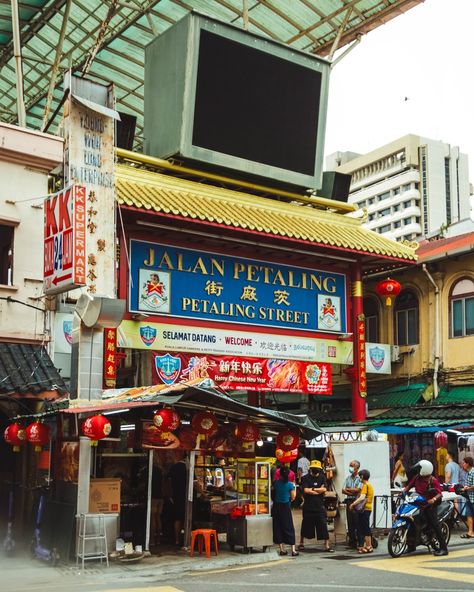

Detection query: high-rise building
xmin=327 ymin=135 xmax=471 ymax=242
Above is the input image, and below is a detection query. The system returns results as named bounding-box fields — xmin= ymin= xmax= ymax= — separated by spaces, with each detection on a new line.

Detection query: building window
xmin=0 ymin=224 xmax=14 ymax=286
xmin=368 ymin=213 xmax=376 ymax=221
xmin=403 ymin=200 xmax=412 ymax=208
xmin=364 ymin=297 xmax=379 ymax=342
xmin=379 ymin=191 xmax=390 ymax=201
xmin=368 ymin=197 xmax=375 ymax=205
xmin=450 ymin=278 xmax=474 ymax=337
xmin=394 ymin=290 xmax=419 ymax=345
xmin=393 ymin=187 xmax=400 ymax=196
xmin=393 ymin=204 xmax=401 ymax=212
xmin=403 ymin=183 xmax=411 ymax=191
xmin=379 ymin=207 xmax=391 ymax=217
xmin=394 ymin=220 xmax=401 ymax=228
xmin=379 ymin=224 xmax=391 ymax=233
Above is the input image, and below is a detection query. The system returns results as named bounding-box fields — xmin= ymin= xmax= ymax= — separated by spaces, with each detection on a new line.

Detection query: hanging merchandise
xmin=376 ymin=277 xmax=401 ymax=306
xmin=434 ymin=431 xmax=448 ymax=449
xmin=26 ymin=421 xmax=51 ymax=452
xmin=153 ymin=408 xmax=181 ymax=433
xmin=275 ymin=448 xmax=298 ymax=463
xmin=82 ymin=415 xmax=112 ymax=445
xmin=236 ymin=419 xmax=260 ymax=443
xmin=4 ymin=423 xmax=26 ymax=452
xmin=192 ymin=410 xmax=218 ymax=435
xmin=276 ymin=428 xmax=300 ymax=452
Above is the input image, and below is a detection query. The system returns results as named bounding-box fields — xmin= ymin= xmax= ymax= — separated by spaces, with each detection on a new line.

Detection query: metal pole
xmin=42 ymin=0 xmax=72 ymax=131
xmin=184 ymin=451 xmax=196 ymax=549
xmin=145 ymin=449 xmax=153 ymax=552
xmin=350 ymin=262 xmax=367 ymax=422
xmin=10 ymin=0 xmax=26 ymax=127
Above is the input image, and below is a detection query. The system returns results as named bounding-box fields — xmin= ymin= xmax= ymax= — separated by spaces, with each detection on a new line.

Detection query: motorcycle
xmin=388 ymin=492 xmax=453 ymax=558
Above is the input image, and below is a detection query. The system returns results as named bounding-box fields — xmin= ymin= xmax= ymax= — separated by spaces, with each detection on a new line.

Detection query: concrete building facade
xmin=327 ymin=135 xmax=471 ymax=243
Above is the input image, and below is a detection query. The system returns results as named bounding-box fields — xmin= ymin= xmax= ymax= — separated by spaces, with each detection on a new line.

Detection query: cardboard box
xmin=89 ymin=478 xmax=121 ymax=514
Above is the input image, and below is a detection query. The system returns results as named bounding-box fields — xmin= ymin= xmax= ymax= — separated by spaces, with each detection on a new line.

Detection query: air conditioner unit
xmin=391 ymin=345 xmax=401 ymax=362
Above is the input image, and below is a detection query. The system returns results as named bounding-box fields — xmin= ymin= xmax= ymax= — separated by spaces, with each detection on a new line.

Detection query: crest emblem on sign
xmin=369 ymin=346 xmax=385 ymax=371
xmin=318 ymin=296 xmax=341 ymax=331
xmin=155 ymin=353 xmax=182 ymax=385
xmin=139 ymin=269 xmax=170 ymax=313
xmin=140 ymin=325 xmax=157 ymax=346
xmin=63 ymin=320 xmax=73 ymax=345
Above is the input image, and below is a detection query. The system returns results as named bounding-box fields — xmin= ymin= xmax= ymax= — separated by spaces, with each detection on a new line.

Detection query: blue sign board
xmin=129 ymin=240 xmax=347 ymax=333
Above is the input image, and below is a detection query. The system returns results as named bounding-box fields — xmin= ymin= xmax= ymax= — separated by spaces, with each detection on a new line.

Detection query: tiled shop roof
xmin=0 ymin=343 xmax=68 ymax=398
xmin=116 ymin=165 xmax=418 ymax=263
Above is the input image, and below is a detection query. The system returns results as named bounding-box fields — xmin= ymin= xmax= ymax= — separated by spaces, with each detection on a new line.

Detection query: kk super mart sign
xmin=44 ymin=185 xmax=86 ymax=294
xmin=152 ymin=352 xmax=332 ymax=394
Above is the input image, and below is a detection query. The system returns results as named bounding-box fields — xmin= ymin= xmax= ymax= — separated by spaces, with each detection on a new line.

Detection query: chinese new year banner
xmin=151 ymin=352 xmax=332 ymax=395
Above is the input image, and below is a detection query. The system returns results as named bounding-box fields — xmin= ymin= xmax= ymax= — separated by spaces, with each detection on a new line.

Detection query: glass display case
xmin=227 ymin=459 xmax=273 ymax=552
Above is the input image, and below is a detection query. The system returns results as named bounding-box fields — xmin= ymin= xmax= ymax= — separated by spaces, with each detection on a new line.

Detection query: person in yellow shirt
xmin=349 ymin=469 xmax=374 ymax=554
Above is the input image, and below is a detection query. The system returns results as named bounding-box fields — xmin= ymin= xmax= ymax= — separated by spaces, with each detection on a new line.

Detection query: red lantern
xmin=26 ymin=421 xmax=50 ymax=452
xmin=276 ymin=429 xmax=300 ymax=452
xmin=376 ymin=277 xmax=401 ymax=306
xmin=434 ymin=431 xmax=448 ymax=449
xmin=4 ymin=423 xmax=26 ymax=452
xmin=192 ymin=411 xmax=218 ymax=435
xmin=153 ymin=408 xmax=180 ymax=433
xmin=82 ymin=415 xmax=112 ymax=445
xmin=236 ymin=420 xmax=260 ymax=443
xmin=275 ymin=448 xmax=298 ymax=463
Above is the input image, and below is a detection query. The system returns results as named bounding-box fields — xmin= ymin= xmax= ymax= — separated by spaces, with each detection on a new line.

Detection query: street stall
xmin=54 ymin=378 xmax=322 ymax=558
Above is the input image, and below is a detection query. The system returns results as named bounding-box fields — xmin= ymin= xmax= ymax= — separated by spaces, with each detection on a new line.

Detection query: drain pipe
xmin=422 ymin=264 xmax=440 ymax=399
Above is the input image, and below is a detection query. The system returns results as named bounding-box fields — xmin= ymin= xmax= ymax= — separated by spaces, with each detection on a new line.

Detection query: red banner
xmin=151 ymin=352 xmax=332 ymax=394
xmin=104 ymin=328 xmax=117 ymax=388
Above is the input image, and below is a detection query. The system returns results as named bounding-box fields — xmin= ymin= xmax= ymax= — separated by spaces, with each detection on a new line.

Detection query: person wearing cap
xmin=298 ymin=459 xmax=334 ymax=552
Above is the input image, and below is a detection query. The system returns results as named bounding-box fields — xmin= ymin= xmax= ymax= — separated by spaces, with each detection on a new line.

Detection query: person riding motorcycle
xmin=402 ymin=459 xmax=448 ymax=556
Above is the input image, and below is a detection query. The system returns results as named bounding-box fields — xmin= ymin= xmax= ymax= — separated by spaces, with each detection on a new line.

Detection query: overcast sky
xmin=325 ymin=0 xmax=473 ymax=181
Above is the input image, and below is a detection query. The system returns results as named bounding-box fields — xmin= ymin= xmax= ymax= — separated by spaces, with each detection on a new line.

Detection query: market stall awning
xmin=63 ymin=380 xmax=323 ymax=439
xmin=0 ymin=342 xmax=68 ymax=399
xmin=116 ymin=164 xmax=418 ymax=265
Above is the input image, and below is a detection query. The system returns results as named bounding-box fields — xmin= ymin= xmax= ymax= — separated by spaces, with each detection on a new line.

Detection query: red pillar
xmin=350 ymin=262 xmax=367 ymax=423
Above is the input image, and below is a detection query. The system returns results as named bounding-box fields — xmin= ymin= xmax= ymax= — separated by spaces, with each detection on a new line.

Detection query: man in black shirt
xmin=299 ymin=460 xmax=333 ymax=552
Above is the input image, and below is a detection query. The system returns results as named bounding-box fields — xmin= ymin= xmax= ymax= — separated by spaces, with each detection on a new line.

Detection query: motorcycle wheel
xmin=388 ymin=526 xmax=408 ymax=558
xmin=441 ymin=521 xmax=451 ymax=546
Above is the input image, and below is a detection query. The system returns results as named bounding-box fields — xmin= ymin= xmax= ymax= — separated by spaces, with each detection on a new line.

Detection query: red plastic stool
xmin=190 ymin=529 xmax=219 ymax=559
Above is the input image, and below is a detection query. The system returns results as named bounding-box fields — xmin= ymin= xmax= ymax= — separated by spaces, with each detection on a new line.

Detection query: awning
xmin=367 ymin=383 xmax=427 ymax=409
xmin=63 ymin=380 xmax=322 ymax=439
xmin=116 ymin=165 xmax=418 ymax=265
xmin=0 ymin=343 xmax=68 ymax=399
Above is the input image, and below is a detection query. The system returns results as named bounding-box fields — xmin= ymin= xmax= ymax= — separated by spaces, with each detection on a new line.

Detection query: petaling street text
xmin=181 ymin=298 xmax=310 ymax=324
xmin=143 ymin=248 xmax=337 ymax=293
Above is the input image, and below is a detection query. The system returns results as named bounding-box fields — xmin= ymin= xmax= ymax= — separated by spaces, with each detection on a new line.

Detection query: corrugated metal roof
xmin=0 ymin=343 xmax=68 ymax=397
xmin=367 ymin=383 xmax=426 ymax=408
xmin=116 ymin=164 xmax=418 ymax=262
xmin=437 ymin=386 xmax=474 ymax=405
xmin=0 ymin=0 xmax=423 ymax=147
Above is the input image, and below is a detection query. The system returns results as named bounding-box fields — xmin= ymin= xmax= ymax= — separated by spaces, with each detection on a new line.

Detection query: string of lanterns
xmin=4 ymin=408 xmax=301 ymax=460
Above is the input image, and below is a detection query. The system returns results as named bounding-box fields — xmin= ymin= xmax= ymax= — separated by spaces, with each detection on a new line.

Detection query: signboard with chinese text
xmin=63 ymin=77 xmax=116 ymax=297
xmin=151 ymin=352 xmax=332 ymax=394
xmin=44 ymin=185 xmax=87 ymax=295
xmin=103 ymin=328 xmax=117 ymax=387
xmin=117 ymin=320 xmax=353 ymax=364
xmin=129 ymin=240 xmax=348 ymax=333
xmin=357 ymin=318 xmax=367 ymax=397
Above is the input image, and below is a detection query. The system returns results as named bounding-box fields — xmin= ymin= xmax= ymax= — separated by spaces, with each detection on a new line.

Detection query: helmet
xmin=309 ymin=460 xmax=323 ymax=469
xmin=417 ymin=459 xmax=434 ymax=477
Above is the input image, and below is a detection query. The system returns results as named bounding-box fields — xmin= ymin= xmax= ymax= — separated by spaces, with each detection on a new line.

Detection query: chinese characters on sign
xmin=104 ymin=328 xmax=117 ymax=387
xmin=357 ymin=318 xmax=367 ymax=398
xmin=152 ymin=352 xmax=332 ymax=394
xmin=129 ymin=241 xmax=348 ymax=333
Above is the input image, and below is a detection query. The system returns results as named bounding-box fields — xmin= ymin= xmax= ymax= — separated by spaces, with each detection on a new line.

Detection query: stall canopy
xmin=61 ymin=379 xmax=322 ymax=439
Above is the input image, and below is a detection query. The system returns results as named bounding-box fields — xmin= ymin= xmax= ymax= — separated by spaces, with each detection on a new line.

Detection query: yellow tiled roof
xmin=116 ymin=165 xmax=417 ymax=262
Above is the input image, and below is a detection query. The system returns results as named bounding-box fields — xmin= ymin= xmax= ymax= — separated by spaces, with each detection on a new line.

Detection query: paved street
xmin=4 ymin=535 xmax=474 ymax=592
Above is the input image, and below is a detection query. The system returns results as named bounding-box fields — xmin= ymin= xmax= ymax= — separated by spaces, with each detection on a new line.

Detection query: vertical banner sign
xmin=44 ymin=185 xmax=87 ymax=294
xmin=63 ymin=77 xmax=117 ymax=297
xmin=104 ymin=328 xmax=117 ymax=387
xmin=357 ymin=318 xmax=367 ymax=398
